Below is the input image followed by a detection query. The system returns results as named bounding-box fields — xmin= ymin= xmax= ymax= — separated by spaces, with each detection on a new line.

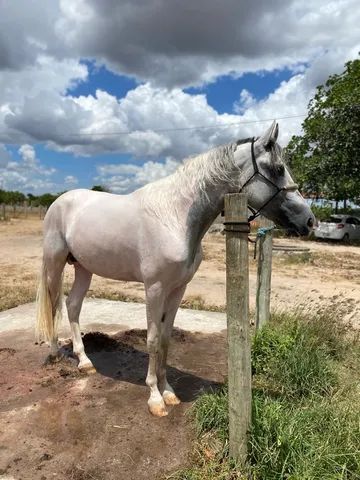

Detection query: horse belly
xmin=66 ymin=226 xmax=143 ymax=282
xmin=72 ymin=242 xmax=142 ymax=281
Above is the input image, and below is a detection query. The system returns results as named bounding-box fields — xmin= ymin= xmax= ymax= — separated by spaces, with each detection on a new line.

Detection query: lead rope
xmin=252 ymin=225 xmax=275 ymax=259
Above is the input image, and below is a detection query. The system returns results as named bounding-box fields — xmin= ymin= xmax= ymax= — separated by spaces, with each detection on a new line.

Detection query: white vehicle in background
xmin=314 ymin=215 xmax=360 ymax=242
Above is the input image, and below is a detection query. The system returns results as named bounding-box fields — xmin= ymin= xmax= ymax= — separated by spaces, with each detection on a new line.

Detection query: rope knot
xmin=252 ymin=225 xmax=275 ymax=259
xmin=256 ymin=225 xmax=275 ymax=238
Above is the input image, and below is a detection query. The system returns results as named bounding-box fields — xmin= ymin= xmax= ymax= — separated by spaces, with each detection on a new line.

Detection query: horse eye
xmin=277 ymin=164 xmax=285 ymax=176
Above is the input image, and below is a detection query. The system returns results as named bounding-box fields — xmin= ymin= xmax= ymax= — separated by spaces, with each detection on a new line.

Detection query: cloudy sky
xmin=0 ymin=0 xmax=359 ymax=194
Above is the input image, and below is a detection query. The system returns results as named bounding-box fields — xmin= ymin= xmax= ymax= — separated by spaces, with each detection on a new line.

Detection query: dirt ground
xmin=0 ymin=217 xmax=359 ymax=324
xmin=0 ymin=326 xmax=226 ymax=479
xmin=0 ymin=217 xmax=359 ymax=479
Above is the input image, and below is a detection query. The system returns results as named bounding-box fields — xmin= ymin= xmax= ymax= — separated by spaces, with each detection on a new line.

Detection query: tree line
xmin=0 ymin=190 xmax=61 ymax=207
xmin=0 ymin=185 xmax=108 ymax=208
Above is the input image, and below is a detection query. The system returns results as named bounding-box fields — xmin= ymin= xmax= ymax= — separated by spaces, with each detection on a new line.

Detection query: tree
xmin=27 ymin=193 xmax=38 ymax=205
xmin=38 ymin=193 xmax=58 ymax=207
xmin=286 ymin=58 xmax=360 ymax=207
xmin=0 ymin=189 xmax=8 ymax=204
xmin=91 ymin=185 xmax=109 ymax=192
xmin=6 ymin=191 xmax=26 ymax=205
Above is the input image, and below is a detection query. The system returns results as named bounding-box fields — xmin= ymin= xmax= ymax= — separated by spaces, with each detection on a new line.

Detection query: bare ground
xmin=0 ymin=327 xmax=226 ymax=480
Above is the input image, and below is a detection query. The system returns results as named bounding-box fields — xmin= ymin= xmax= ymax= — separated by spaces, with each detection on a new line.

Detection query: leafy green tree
xmin=286 ymin=58 xmax=360 ymax=208
xmin=0 ymin=189 xmax=8 ymax=204
xmin=38 ymin=193 xmax=57 ymax=207
xmin=91 ymin=185 xmax=109 ymax=192
xmin=6 ymin=191 xmax=26 ymax=205
xmin=27 ymin=193 xmax=38 ymax=205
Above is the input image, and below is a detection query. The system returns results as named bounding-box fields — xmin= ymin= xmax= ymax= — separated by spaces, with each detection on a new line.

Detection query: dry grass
xmin=0 ymin=266 xmax=38 ymax=311
xmin=66 ymin=465 xmax=102 ymax=480
xmin=0 ymin=283 xmax=36 ymax=311
xmin=0 ymin=271 xmax=224 ymax=314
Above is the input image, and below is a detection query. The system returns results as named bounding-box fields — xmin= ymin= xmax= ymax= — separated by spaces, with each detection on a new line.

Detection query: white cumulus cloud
xmin=95 ymin=158 xmax=179 ymax=193
xmin=65 ymin=175 xmax=78 ymax=185
xmin=0 ymin=145 xmax=56 ymax=192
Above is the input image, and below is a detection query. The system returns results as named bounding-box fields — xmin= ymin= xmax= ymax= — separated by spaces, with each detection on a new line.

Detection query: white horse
xmin=36 ymin=121 xmax=314 ymax=417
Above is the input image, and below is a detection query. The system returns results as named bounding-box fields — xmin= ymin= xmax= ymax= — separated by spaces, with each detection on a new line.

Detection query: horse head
xmin=234 ymin=121 xmax=315 ymax=236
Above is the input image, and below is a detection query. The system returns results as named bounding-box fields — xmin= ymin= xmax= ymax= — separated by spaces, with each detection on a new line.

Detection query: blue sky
xmin=68 ymin=62 xmax=139 ymax=99
xmin=185 ymin=69 xmax=295 ymax=114
xmin=0 ymin=0 xmax=358 ymax=195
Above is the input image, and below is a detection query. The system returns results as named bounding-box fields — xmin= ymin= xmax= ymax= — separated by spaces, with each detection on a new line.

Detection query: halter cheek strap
xmin=239 ymin=138 xmax=298 ymax=222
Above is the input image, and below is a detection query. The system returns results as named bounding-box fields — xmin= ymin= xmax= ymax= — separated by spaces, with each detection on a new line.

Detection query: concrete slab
xmin=0 ymin=298 xmax=227 ymax=335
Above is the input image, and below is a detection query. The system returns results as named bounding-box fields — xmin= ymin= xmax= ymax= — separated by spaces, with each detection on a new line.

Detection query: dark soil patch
xmin=0 ymin=326 xmax=226 ymax=480
xmin=0 ymin=347 xmax=16 ymax=357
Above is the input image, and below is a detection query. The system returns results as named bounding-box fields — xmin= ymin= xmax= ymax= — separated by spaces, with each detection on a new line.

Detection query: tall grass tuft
xmin=252 ymin=314 xmax=337 ymax=398
xmin=251 ymin=391 xmax=360 ymax=479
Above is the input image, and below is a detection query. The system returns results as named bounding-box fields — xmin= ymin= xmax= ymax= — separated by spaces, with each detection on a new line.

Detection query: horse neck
xmin=181 ymin=142 xmax=260 ymax=253
xmin=140 ymin=143 xmax=250 ymax=250
xmin=183 ymin=160 xmax=239 ymax=249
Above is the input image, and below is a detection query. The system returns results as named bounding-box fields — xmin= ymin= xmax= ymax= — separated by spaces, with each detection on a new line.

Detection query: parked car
xmin=314 ymin=215 xmax=360 ymax=241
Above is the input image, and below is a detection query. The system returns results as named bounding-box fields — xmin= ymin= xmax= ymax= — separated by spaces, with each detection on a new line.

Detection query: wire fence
xmin=0 ymin=203 xmax=47 ymax=221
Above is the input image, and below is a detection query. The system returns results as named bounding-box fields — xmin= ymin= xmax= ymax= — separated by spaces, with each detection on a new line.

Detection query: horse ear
xmin=259 ymin=120 xmax=278 ymax=147
xmin=274 ymin=122 xmax=279 ymax=141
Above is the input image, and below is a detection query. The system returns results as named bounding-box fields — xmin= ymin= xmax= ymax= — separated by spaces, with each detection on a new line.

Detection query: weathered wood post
xmin=224 ymin=193 xmax=251 ymax=465
xmin=255 ymin=218 xmax=274 ymax=330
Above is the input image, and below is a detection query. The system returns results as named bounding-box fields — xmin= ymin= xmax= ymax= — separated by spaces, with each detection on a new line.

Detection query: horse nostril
xmin=307 ymin=217 xmax=314 ymax=228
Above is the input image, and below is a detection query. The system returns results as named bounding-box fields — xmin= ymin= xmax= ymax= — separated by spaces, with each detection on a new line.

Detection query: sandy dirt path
xmin=1 ymin=217 xmax=358 ymax=325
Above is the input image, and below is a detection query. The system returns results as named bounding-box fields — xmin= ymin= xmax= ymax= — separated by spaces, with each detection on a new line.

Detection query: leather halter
xmin=239 ymin=137 xmax=298 ymax=222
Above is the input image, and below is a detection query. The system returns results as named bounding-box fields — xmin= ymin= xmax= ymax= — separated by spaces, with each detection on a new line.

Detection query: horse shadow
xmin=60 ymin=329 xmax=223 ymax=403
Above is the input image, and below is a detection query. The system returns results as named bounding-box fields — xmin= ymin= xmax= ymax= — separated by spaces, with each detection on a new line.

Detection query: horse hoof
xmin=163 ymin=392 xmax=181 ymax=406
xmin=79 ymin=364 xmax=96 ymax=375
xmin=148 ymin=402 xmax=168 ymax=417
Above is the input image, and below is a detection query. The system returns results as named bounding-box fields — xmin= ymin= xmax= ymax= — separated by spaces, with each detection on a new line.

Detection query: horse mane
xmin=140 ymin=139 xmax=251 ymax=225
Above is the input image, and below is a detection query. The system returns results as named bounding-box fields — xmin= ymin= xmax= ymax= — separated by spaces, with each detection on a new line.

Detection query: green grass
xmin=169 ymin=308 xmax=360 ymax=480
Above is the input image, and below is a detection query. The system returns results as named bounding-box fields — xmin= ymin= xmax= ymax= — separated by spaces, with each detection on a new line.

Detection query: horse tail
xmin=35 ymin=259 xmax=63 ymax=344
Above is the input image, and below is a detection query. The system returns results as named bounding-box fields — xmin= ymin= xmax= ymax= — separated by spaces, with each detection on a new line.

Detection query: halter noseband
xmin=238 ymin=137 xmax=298 ymax=222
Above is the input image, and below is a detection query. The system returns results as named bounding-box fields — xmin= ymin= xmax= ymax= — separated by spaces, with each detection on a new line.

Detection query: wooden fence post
xmin=224 ymin=193 xmax=251 ymax=466
xmin=255 ymin=218 xmax=274 ymax=330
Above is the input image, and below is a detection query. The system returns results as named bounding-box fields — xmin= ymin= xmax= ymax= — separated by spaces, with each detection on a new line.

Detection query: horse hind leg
xmin=66 ymin=263 xmax=94 ymax=373
xmin=36 ymin=234 xmax=68 ymax=361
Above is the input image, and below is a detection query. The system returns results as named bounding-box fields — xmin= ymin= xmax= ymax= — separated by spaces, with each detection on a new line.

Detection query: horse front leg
xmin=158 ymin=285 xmax=187 ymax=407
xmin=145 ymin=282 xmax=168 ymax=417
